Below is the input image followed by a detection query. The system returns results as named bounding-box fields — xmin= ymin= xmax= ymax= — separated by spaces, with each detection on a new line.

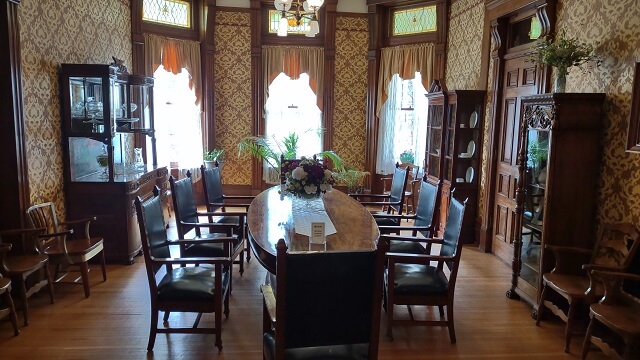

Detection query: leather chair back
xmin=169 ymin=174 xmax=199 ymax=238
xmin=201 ymin=164 xmax=224 ymax=207
xmin=414 ymin=179 xmax=439 ymax=237
xmin=440 ymin=194 xmax=467 ymax=272
xmin=136 ymin=193 xmax=171 ymax=275
xmin=388 ymin=165 xmax=409 ymax=214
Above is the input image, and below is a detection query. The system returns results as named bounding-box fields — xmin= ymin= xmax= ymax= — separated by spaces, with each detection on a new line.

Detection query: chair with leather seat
xmin=201 ymin=163 xmax=255 ymax=262
xmin=383 ymin=194 xmax=467 ymax=343
xmin=0 ymin=228 xmax=55 ymax=326
xmin=0 ymin=244 xmax=19 ymax=336
xmin=26 ymin=202 xmax=106 ymax=298
xmin=261 ymin=238 xmax=384 ymax=360
xmin=135 ymin=189 xmax=233 ymax=351
xmin=382 ymin=163 xmax=420 ymax=214
xmin=536 ymin=223 xmax=640 ymax=353
xmin=170 ymin=172 xmax=246 ymax=277
xmin=352 ymin=163 xmax=409 ymax=224
xmin=581 ymin=269 xmax=640 ymax=360
xmin=373 ymin=178 xmax=440 ymax=255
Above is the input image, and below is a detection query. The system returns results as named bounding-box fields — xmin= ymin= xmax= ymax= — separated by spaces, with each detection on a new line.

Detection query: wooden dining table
xmin=247 ymin=186 xmax=380 ymax=274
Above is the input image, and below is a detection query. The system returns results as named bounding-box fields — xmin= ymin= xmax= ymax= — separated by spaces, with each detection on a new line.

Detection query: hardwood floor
xmin=0 ymin=223 xmax=609 ymax=359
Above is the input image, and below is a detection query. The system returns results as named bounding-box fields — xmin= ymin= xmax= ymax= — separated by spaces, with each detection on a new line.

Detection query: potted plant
xmin=399 ymin=150 xmax=415 ymax=164
xmin=529 ymin=30 xmax=600 ymax=93
xmin=333 ymin=167 xmax=370 ymax=194
xmin=203 ymin=148 xmax=225 ymax=169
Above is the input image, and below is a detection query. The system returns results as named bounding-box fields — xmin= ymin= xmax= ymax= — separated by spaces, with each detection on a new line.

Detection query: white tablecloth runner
xmin=291 ymin=197 xmax=337 ymax=236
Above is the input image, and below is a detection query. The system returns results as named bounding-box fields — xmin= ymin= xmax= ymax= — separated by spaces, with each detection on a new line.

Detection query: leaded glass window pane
xmin=268 ymin=10 xmax=311 ymax=35
xmin=143 ymin=0 xmax=191 ymax=28
xmin=392 ymin=6 xmax=437 ymax=36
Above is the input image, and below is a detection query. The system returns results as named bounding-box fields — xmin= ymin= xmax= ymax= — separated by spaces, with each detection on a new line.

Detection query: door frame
xmin=477 ymin=0 xmax=555 ymax=252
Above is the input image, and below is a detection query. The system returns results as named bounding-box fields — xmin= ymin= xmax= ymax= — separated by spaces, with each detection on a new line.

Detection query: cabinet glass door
xmin=69 ymin=77 xmax=105 ymax=133
xmin=520 ymin=128 xmax=549 ymax=288
xmin=426 ymin=104 xmax=443 ymax=178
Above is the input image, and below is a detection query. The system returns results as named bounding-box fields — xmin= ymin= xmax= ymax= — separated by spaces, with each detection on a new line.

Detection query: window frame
xmin=141 ymin=0 xmax=199 ymax=41
xmin=260 ymin=4 xmax=325 ymax=46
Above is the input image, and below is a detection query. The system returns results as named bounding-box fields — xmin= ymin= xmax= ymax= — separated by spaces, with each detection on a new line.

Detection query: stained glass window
xmin=268 ymin=10 xmax=311 ymax=35
xmin=143 ymin=0 xmax=191 ymax=28
xmin=392 ymin=6 xmax=437 ymax=36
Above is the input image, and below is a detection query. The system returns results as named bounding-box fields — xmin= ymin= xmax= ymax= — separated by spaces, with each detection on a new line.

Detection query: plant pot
xmin=554 ymin=68 xmax=567 ymax=93
xmin=204 ymin=160 xmax=217 ymax=169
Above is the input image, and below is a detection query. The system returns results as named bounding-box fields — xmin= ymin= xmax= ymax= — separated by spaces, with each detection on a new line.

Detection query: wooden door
xmin=492 ymin=56 xmax=538 ymax=264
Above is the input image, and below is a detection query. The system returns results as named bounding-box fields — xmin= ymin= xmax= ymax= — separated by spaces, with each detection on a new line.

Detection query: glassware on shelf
xmin=134 ymin=148 xmax=144 ymax=170
xmin=96 ymin=146 xmax=109 ymax=179
xmin=85 ymin=97 xmax=104 ymax=131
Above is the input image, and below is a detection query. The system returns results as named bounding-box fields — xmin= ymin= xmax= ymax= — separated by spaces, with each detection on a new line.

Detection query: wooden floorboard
xmin=0 ymin=221 xmax=609 ymax=359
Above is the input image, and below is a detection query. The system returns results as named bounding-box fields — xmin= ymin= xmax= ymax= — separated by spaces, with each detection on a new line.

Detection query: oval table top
xmin=247 ymin=186 xmax=380 ymax=274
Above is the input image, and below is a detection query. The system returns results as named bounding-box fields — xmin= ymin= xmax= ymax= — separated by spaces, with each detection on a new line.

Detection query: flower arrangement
xmin=529 ymin=30 xmax=600 ymax=92
xmin=282 ymin=156 xmax=334 ymax=198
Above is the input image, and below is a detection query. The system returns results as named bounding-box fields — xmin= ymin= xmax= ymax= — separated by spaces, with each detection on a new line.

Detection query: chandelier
xmin=274 ymin=0 xmax=324 ymax=37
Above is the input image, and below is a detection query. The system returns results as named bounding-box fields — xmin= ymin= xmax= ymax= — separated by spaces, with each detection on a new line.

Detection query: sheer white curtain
xmin=153 ymin=66 xmax=203 ymax=169
xmin=376 ymin=72 xmax=428 ymax=175
xmin=264 ymin=72 xmax=322 ymax=183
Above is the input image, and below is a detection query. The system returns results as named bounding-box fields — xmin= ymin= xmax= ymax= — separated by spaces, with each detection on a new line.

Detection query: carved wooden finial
xmin=110 ymin=56 xmax=128 ymax=74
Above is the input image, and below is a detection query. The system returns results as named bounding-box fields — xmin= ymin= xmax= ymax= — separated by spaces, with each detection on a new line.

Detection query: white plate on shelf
xmin=466 ymin=167 xmax=475 ymax=183
xmin=459 ymin=153 xmax=471 ymax=158
xmin=467 ymin=140 xmax=476 ymax=156
xmin=469 ymin=111 xmax=478 ymax=128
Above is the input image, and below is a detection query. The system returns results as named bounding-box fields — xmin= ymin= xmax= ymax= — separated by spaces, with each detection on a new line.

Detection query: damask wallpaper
xmin=333 ymin=15 xmax=369 ymax=170
xmin=556 ymin=0 xmax=640 ymax=225
xmin=19 ymin=0 xmax=132 ymax=217
xmin=445 ymin=0 xmax=484 ymax=90
xmin=213 ymin=11 xmax=252 ymax=185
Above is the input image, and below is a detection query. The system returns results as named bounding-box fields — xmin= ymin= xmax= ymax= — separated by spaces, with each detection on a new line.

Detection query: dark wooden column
xmin=250 ymin=0 xmax=264 ymax=193
xmin=203 ymin=0 xmax=217 ymax=150
xmin=0 ymin=0 xmax=30 ymax=230
xmin=364 ymin=4 xmax=383 ymax=190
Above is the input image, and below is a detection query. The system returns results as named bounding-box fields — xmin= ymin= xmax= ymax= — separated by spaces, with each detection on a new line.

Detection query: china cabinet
xmin=60 ymin=64 xmax=166 ymax=264
xmin=424 ymin=80 xmax=485 ymax=243
xmin=507 ymin=93 xmax=605 ymax=311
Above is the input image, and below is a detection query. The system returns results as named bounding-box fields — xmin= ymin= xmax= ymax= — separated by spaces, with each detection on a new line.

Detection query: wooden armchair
xmin=26 ymin=202 xmax=107 ymax=298
xmin=0 ymin=244 xmax=19 ymax=336
xmin=581 ymin=269 xmax=640 ymax=360
xmin=261 ymin=239 xmax=384 ymax=360
xmin=383 ymin=195 xmax=467 ymax=343
xmin=536 ymin=223 xmax=640 ymax=353
xmin=170 ymin=172 xmax=245 ymax=277
xmin=382 ymin=163 xmax=420 ymax=214
xmin=373 ymin=178 xmax=440 ymax=255
xmin=0 ymin=228 xmax=55 ymax=326
xmin=200 ymin=164 xmax=255 ymax=262
xmin=352 ymin=163 xmax=409 ymax=222
xmin=135 ymin=189 xmax=233 ymax=351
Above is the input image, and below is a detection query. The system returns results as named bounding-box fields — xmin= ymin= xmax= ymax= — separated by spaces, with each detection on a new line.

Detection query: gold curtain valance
xmin=144 ymin=34 xmax=202 ymax=107
xmin=376 ymin=43 xmax=435 ymax=116
xmin=262 ymin=45 xmax=324 ymax=111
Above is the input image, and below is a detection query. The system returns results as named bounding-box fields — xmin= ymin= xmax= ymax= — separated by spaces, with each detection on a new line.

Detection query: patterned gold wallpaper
xmin=333 ymin=15 xmax=369 ymax=170
xmin=213 ymin=11 xmax=252 ymax=185
xmin=556 ymin=0 xmax=640 ymax=225
xmin=19 ymin=0 xmax=132 ymax=216
xmin=445 ymin=0 xmax=484 ymax=90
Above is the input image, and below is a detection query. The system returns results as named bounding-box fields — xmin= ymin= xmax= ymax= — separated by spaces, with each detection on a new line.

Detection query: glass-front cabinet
xmin=60 ymin=64 xmax=166 ymax=264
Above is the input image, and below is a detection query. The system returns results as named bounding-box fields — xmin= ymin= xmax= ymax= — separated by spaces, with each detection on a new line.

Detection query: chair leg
xmin=2 ymin=290 xmax=19 ymax=336
xmin=18 ymin=278 xmax=29 ymax=326
xmin=100 ymin=250 xmax=107 ymax=281
xmin=386 ymin=291 xmax=394 ymax=340
xmin=438 ymin=305 xmax=445 ymax=318
xmin=147 ymin=310 xmax=158 ymax=351
xmin=224 ymin=287 xmax=230 ymax=318
xmin=565 ymin=299 xmax=578 ymax=353
xmin=163 ymin=311 xmax=170 ymax=322
xmin=216 ymin=296 xmax=223 ymax=351
xmin=447 ymin=304 xmax=456 ymax=344
xmin=536 ymin=283 xmax=548 ymax=326
xmin=44 ymin=262 xmax=55 ymax=305
xmin=246 ymin=238 xmax=251 ymax=263
xmin=80 ymin=261 xmax=91 ymax=298
xmin=239 ymin=247 xmax=245 ymax=276
xmin=581 ymin=316 xmax=595 ymax=360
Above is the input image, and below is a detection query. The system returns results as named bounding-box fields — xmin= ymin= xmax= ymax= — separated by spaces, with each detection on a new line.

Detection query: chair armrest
xmin=223 ymin=195 xmax=256 ymax=200
xmin=350 ymin=193 xmax=390 ymax=199
xmin=37 ymin=229 xmax=74 ymax=238
xmin=360 ymin=200 xmax=402 ymax=207
xmin=60 ymin=217 xmax=95 ymax=239
xmin=150 ymin=256 xmax=232 ymax=266
xmin=169 ymin=236 xmax=237 ymax=246
xmin=379 ymin=225 xmax=433 ymax=232
xmin=590 ymin=269 xmax=640 ymax=282
xmin=386 ymin=252 xmax=454 ymax=264
xmin=208 ymin=202 xmax=252 ymax=211
xmin=381 ymin=234 xmax=442 ymax=243
xmin=179 ymin=221 xmax=237 ymax=232
xmin=372 ymin=213 xmax=417 ymax=220
xmin=261 ymin=284 xmax=277 ymax=324
xmin=545 ymin=245 xmax=592 ymax=254
xmin=196 ymin=211 xmax=246 ymax=219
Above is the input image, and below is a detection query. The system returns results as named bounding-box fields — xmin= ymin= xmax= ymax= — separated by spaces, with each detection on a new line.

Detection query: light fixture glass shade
xmin=307 ymin=0 xmax=324 ymax=8
xmin=278 ymin=16 xmax=289 ymax=37
xmin=309 ymin=19 xmax=319 ymax=35
xmin=274 ymin=0 xmax=292 ymax=11
xmin=303 ymin=1 xmax=310 ymax=12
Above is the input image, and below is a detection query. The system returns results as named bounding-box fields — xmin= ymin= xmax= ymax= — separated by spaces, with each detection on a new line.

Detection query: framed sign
xmin=627 ymin=61 xmax=640 ymax=152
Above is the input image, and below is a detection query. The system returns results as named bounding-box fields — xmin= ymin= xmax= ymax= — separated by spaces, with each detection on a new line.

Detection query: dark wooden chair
xmin=135 ymin=188 xmax=233 ymax=351
xmin=352 ymin=163 xmax=409 ymax=222
xmin=373 ymin=178 xmax=440 ymax=255
xmin=26 ymin=202 xmax=106 ymax=298
xmin=200 ymin=163 xmax=255 ymax=263
xmin=382 ymin=163 xmax=420 ymax=214
xmin=170 ymin=172 xmax=245 ymax=277
xmin=581 ymin=269 xmax=640 ymax=360
xmin=536 ymin=223 xmax=640 ymax=353
xmin=261 ymin=238 xmax=384 ymax=360
xmin=0 ymin=244 xmax=19 ymax=336
xmin=383 ymin=194 xmax=467 ymax=343
xmin=0 ymin=228 xmax=55 ymax=326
